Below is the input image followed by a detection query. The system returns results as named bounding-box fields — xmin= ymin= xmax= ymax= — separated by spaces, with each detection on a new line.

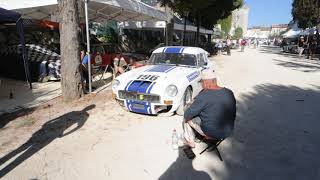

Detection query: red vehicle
xmin=90 ymin=43 xmax=147 ymax=69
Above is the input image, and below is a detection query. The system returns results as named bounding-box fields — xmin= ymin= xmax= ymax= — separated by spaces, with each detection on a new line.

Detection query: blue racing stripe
xmin=126 ymin=100 xmax=151 ymax=114
xmin=125 ymin=81 xmax=154 ymax=114
xmin=164 ymin=66 xmax=176 ymax=73
xmin=127 ymin=80 xmax=153 ymax=93
xmin=147 ymin=65 xmax=175 ymax=73
xmin=146 ymin=82 xmax=156 ymax=94
xmin=127 ymin=81 xmax=143 ymax=92
xmin=187 ymin=71 xmax=200 ymax=82
xmin=164 ymin=47 xmax=183 ymax=53
xmin=137 ymin=82 xmax=151 ymax=93
xmin=124 ymin=80 xmax=133 ymax=91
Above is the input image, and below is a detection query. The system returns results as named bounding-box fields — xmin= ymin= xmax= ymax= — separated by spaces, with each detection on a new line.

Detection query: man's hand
xmin=184 ymin=100 xmax=194 ymax=110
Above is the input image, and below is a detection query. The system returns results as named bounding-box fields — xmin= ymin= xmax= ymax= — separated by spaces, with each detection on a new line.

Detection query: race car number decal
xmin=137 ymin=74 xmax=159 ymax=81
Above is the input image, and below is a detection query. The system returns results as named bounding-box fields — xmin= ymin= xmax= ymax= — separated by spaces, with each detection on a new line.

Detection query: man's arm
xmin=184 ymin=95 xmax=206 ymax=121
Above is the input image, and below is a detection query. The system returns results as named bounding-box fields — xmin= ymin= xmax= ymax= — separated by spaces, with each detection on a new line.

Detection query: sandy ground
xmin=1 ymin=46 xmax=320 ymax=180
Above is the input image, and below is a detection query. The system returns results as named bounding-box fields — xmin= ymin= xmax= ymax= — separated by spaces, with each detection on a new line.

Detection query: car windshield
xmin=150 ymin=53 xmax=197 ymax=66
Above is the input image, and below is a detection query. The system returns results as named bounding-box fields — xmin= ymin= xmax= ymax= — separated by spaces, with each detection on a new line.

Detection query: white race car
xmin=111 ymin=46 xmax=214 ymax=115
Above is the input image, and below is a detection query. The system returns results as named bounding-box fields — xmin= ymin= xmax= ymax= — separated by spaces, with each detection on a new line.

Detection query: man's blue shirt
xmin=82 ymin=55 xmax=89 ymax=65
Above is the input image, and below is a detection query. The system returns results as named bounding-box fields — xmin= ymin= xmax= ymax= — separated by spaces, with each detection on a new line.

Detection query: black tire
xmin=176 ymin=87 xmax=192 ymax=116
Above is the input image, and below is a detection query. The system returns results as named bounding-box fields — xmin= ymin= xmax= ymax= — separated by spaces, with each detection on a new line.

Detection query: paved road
xmin=1 ymin=46 xmax=320 ymax=180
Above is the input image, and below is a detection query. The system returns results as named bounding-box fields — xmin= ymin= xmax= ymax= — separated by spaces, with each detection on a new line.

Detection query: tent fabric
xmin=1 ymin=0 xmax=167 ymax=22
xmin=0 ymin=7 xmax=21 ymax=23
xmin=282 ymin=23 xmax=301 ymax=38
xmin=0 ymin=7 xmax=32 ymax=88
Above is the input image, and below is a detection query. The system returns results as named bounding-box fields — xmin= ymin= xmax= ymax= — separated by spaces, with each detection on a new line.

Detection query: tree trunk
xmin=196 ymin=15 xmax=200 ymax=46
xmin=58 ymin=0 xmax=83 ymax=101
xmin=167 ymin=18 xmax=174 ymax=46
xmin=182 ymin=16 xmax=187 ymax=46
xmin=208 ymin=34 xmax=212 ymax=43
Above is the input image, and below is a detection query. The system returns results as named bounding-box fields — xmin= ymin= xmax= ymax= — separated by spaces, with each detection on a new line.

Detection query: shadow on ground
xmin=272 ymin=59 xmax=320 ymax=73
xmin=159 ymin=148 xmax=211 ymax=180
xmin=0 ymin=107 xmax=36 ymax=129
xmin=210 ymin=84 xmax=320 ymax=180
xmin=0 ymin=104 xmax=95 ymax=178
xmin=259 ymin=46 xmax=300 ymax=59
xmin=258 ymin=46 xmax=320 ymax=73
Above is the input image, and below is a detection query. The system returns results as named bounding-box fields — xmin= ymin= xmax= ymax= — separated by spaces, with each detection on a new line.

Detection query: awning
xmin=119 ymin=20 xmax=214 ymax=35
xmin=0 ymin=0 xmax=167 ymax=22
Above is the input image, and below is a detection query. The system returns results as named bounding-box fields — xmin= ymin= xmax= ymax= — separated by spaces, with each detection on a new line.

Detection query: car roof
xmin=152 ymin=46 xmax=208 ymax=55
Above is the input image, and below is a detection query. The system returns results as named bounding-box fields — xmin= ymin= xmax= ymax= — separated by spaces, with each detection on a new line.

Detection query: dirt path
xmin=1 ymin=46 xmax=320 ymax=180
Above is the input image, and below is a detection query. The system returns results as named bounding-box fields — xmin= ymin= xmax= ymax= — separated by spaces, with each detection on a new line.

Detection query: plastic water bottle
xmin=172 ymin=129 xmax=178 ymax=150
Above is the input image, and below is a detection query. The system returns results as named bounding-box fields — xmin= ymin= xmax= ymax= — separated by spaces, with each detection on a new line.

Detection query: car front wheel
xmin=176 ymin=87 xmax=192 ymax=116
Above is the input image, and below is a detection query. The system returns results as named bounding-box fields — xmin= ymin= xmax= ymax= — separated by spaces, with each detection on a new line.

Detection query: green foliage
xmin=158 ymin=0 xmax=243 ymax=29
xmin=292 ymin=0 xmax=320 ymax=29
xmin=233 ymin=27 xmax=243 ymax=39
xmin=218 ymin=15 xmax=232 ymax=37
xmin=91 ymin=21 xmax=119 ymax=43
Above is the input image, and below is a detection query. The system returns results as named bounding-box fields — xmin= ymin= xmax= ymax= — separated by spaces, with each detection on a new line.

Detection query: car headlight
xmin=165 ymin=85 xmax=178 ymax=97
xmin=112 ymin=79 xmax=120 ymax=90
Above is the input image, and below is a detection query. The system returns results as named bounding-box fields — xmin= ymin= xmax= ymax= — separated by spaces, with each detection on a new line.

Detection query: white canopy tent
xmin=0 ymin=0 xmax=167 ymax=22
xmin=2 ymin=0 xmax=167 ymax=93
xmin=282 ymin=23 xmax=301 ymax=38
xmin=299 ymin=27 xmax=317 ymax=36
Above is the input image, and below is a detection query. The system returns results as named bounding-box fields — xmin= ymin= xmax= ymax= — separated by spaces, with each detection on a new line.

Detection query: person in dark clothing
xmin=183 ymin=69 xmax=236 ymax=148
xmin=226 ymin=36 xmax=232 ymax=56
xmin=81 ymin=50 xmax=90 ymax=89
xmin=298 ymin=36 xmax=306 ymax=57
xmin=309 ymin=35 xmax=318 ymax=60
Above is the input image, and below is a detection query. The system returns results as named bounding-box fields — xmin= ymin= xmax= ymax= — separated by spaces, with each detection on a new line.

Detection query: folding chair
xmin=199 ymin=137 xmax=225 ymax=161
xmin=92 ymin=54 xmax=113 ymax=84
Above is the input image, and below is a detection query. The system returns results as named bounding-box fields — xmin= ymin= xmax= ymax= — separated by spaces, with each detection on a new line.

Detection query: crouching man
xmin=183 ymin=69 xmax=236 ymax=148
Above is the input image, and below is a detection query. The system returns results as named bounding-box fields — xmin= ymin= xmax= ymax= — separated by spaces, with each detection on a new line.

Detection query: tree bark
xmin=196 ymin=14 xmax=200 ymax=46
xmin=167 ymin=18 xmax=174 ymax=46
xmin=182 ymin=16 xmax=187 ymax=46
xmin=58 ymin=0 xmax=83 ymax=101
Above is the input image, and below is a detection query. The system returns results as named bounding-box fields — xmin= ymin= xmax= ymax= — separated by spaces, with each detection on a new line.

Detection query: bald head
xmin=201 ymin=78 xmax=217 ymax=89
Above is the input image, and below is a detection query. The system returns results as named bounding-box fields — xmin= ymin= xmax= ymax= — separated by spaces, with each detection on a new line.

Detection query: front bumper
xmin=116 ymin=98 xmax=177 ymax=115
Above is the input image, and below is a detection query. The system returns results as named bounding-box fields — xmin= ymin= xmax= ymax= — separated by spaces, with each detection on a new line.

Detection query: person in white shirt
xmin=113 ymin=53 xmax=127 ymax=77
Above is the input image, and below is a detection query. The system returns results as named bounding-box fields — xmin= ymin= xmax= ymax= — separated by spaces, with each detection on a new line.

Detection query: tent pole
xmin=84 ymin=0 xmax=92 ymax=93
xmin=17 ymin=19 xmax=32 ymax=89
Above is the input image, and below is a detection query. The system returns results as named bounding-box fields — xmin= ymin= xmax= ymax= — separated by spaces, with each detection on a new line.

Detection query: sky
xmin=245 ymin=0 xmax=293 ymax=27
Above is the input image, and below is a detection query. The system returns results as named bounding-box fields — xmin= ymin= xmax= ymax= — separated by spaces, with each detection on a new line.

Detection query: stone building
xmin=231 ymin=5 xmax=250 ymax=35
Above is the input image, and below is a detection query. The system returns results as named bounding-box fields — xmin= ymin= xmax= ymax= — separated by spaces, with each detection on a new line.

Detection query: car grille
xmin=118 ymin=90 xmax=160 ymax=103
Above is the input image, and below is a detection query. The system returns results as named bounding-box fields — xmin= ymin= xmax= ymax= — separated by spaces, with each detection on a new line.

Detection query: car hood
xmin=130 ymin=65 xmax=196 ymax=81
xmin=116 ymin=65 xmax=199 ymax=94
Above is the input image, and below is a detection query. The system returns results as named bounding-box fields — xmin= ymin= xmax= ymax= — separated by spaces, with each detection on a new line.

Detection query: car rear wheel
xmin=176 ymin=87 xmax=192 ymax=116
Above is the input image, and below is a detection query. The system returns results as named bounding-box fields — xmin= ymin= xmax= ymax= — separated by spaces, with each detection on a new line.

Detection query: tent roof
xmin=0 ymin=7 xmax=21 ymax=23
xmin=1 ymin=0 xmax=167 ymax=22
xmin=282 ymin=22 xmax=301 ymax=38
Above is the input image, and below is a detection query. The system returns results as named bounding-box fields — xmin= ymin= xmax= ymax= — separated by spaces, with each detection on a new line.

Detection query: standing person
xmin=226 ymin=36 xmax=232 ymax=56
xmin=113 ymin=52 xmax=127 ymax=77
xmin=216 ymin=40 xmax=223 ymax=54
xmin=253 ymin=39 xmax=257 ymax=49
xmin=81 ymin=49 xmax=90 ymax=90
xmin=298 ymin=36 xmax=306 ymax=58
xmin=182 ymin=70 xmax=236 ymax=148
xmin=309 ymin=35 xmax=318 ymax=60
xmin=240 ymin=39 xmax=247 ymax=52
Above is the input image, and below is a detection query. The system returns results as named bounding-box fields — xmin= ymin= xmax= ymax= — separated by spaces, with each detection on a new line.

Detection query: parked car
xmin=111 ymin=46 xmax=215 ymax=115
